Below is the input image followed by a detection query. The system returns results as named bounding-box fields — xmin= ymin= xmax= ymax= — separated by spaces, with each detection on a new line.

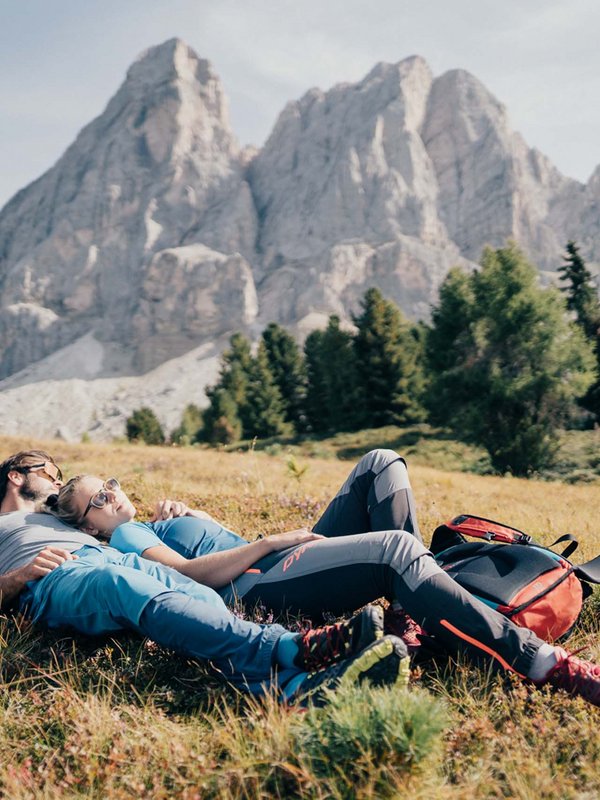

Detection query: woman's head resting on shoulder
xmin=44 ymin=475 xmax=136 ymax=536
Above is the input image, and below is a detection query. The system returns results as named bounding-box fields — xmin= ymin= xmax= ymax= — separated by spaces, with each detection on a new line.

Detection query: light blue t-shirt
xmin=110 ymin=516 xmax=248 ymax=559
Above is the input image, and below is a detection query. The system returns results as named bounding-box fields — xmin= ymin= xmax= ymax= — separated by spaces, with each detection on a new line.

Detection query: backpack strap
xmin=574 ymin=555 xmax=600 ymax=585
xmin=430 ymin=524 xmax=466 ymax=556
xmin=549 ymin=534 xmax=579 ymax=560
xmin=436 ymin=514 xmax=600 ymax=583
xmin=445 ymin=514 xmax=536 ymax=545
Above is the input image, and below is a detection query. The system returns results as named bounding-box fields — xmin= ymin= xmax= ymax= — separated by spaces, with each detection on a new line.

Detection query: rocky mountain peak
xmin=0 ymin=40 xmax=252 ymax=379
xmin=428 ymin=68 xmax=508 ymax=140
xmin=1 ymin=41 xmax=599 ymax=441
xmin=125 ymin=38 xmax=212 ymax=87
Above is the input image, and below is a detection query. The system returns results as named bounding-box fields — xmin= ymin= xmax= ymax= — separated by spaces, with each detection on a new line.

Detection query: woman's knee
xmin=362 ymin=449 xmax=407 ymax=473
xmin=367 ymin=529 xmax=428 ymax=563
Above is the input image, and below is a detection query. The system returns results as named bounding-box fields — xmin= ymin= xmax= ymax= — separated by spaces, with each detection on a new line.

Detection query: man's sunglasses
xmin=17 ymin=461 xmax=63 ymax=483
xmin=81 ymin=478 xmax=121 ymax=520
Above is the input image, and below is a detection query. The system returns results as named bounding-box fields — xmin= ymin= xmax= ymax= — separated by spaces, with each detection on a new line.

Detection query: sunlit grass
xmin=0 ymin=433 xmax=599 ymax=798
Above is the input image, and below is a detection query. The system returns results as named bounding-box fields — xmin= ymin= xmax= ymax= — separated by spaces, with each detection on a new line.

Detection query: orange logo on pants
xmin=282 ymin=542 xmax=316 ymax=573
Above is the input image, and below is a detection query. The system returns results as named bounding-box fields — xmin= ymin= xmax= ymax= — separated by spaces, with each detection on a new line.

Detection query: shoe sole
xmin=338 ymin=637 xmax=411 ymax=691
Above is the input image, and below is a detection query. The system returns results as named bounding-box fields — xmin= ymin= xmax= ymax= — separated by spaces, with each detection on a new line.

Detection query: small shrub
xmin=125 ymin=407 xmax=165 ymax=445
xmin=296 ymin=684 xmax=448 ymax=795
xmin=170 ymin=403 xmax=203 ymax=445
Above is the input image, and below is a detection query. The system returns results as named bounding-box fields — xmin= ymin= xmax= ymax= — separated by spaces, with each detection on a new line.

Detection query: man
xmin=0 ymin=450 xmax=74 ymax=606
xmin=0 ymin=450 xmax=409 ymax=703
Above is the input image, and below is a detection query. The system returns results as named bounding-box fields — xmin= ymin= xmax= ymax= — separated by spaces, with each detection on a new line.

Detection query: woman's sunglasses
xmin=81 ymin=478 xmax=121 ymax=520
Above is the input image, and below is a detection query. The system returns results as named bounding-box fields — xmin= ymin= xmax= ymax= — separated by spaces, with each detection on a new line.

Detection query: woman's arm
xmin=141 ymin=528 xmax=323 ymax=589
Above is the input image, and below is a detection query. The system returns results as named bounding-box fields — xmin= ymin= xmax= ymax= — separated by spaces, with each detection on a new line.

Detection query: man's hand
xmin=265 ymin=528 xmax=324 ymax=552
xmin=0 ymin=547 xmax=77 ymax=609
xmin=20 ymin=547 xmax=77 ymax=581
xmin=151 ymin=499 xmax=215 ymax=522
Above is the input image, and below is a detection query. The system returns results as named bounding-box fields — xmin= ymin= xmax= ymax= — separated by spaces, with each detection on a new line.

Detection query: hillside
xmin=0 ymin=436 xmax=598 ymax=797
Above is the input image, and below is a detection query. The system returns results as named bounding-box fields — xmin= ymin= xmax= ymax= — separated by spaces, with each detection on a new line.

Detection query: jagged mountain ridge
xmin=0 ymin=38 xmax=598 ymax=440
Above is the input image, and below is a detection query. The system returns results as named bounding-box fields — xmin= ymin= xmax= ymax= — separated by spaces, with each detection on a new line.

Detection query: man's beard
xmin=19 ymin=475 xmax=52 ymax=503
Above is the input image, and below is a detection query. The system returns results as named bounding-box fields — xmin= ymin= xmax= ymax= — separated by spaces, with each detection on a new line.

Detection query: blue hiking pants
xmin=19 ymin=545 xmax=294 ymax=695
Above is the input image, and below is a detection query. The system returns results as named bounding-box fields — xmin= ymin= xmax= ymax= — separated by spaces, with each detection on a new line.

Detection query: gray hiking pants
xmin=232 ymin=449 xmax=543 ymax=677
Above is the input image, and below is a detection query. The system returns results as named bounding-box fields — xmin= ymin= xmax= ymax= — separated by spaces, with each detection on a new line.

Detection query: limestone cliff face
xmin=421 ymin=69 xmax=576 ymax=269
xmin=251 ymin=58 xmax=445 ymax=259
xmin=0 ymin=40 xmax=598 ymax=439
xmin=0 ymin=39 xmax=257 ymax=377
xmin=248 ymin=57 xmax=469 ymax=328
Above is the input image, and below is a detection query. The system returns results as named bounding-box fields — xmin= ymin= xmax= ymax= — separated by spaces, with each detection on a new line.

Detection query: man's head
xmin=0 ymin=450 xmax=63 ymax=511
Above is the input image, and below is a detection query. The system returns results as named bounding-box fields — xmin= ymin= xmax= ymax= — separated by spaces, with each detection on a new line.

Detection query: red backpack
xmin=431 ymin=515 xmax=600 ymax=641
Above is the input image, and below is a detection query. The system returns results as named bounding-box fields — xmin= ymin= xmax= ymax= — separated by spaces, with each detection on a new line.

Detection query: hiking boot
xmin=384 ymin=608 xmax=425 ymax=655
xmin=296 ymin=605 xmax=384 ymax=671
xmin=541 ymin=649 xmax=600 ymax=707
xmin=293 ymin=634 xmax=411 ymax=707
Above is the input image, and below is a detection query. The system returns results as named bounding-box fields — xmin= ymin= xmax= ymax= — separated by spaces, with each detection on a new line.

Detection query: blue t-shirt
xmin=110 ymin=516 xmax=248 ymax=559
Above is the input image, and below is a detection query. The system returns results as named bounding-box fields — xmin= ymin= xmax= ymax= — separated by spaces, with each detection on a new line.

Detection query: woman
xmin=44 ymin=461 xmax=600 ymax=707
xmin=46 ymin=474 xmax=327 ymax=591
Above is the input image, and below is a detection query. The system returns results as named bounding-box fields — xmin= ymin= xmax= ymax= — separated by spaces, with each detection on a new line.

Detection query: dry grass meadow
xmin=0 ymin=433 xmax=599 ymax=799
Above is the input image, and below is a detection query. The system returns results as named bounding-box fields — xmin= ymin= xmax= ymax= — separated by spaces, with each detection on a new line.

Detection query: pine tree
xmin=196 ymin=333 xmax=252 ymax=445
xmin=304 ymin=316 xmax=361 ymax=433
xmin=558 ymin=241 xmax=600 ymax=339
xmin=425 ymin=245 xmax=595 ymax=474
xmin=125 ymin=407 xmax=165 ymax=445
xmin=220 ymin=332 xmax=253 ymax=406
xmin=261 ymin=323 xmax=307 ymax=431
xmin=212 ymin=333 xmax=254 ymax=436
xmin=353 ymin=288 xmax=426 ymax=427
xmin=304 ymin=329 xmax=330 ymax=434
xmin=200 ymin=388 xmax=242 ymax=445
xmin=424 ymin=267 xmax=477 ymax=424
xmin=557 ymin=242 xmax=600 ymax=420
xmin=242 ymin=342 xmax=290 ymax=438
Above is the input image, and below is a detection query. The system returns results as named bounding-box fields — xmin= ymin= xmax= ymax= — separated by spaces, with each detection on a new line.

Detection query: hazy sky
xmin=1 ymin=0 xmax=598 ymax=209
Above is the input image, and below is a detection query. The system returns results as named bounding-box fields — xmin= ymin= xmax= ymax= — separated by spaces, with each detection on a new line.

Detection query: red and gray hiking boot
xmin=296 ymin=605 xmax=384 ymax=671
xmin=541 ymin=648 xmax=600 ymax=707
xmin=383 ymin=608 xmax=425 ymax=655
xmin=294 ymin=634 xmax=411 ymax=707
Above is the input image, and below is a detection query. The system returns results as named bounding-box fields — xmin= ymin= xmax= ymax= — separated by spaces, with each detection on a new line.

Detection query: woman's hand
xmin=151 ymin=499 xmax=191 ymax=521
xmin=151 ymin=500 xmax=216 ymax=522
xmin=264 ymin=528 xmax=324 ymax=552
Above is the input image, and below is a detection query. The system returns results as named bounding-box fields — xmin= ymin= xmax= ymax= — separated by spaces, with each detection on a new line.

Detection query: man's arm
xmin=0 ymin=548 xmax=77 ymax=609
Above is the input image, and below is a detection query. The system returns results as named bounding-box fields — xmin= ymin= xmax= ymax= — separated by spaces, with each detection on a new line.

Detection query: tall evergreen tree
xmin=215 ymin=333 xmax=255 ymax=436
xmin=557 ymin=242 xmax=600 ymax=420
xmin=558 ymin=241 xmax=600 ymax=339
xmin=261 ymin=323 xmax=307 ymax=431
xmin=242 ymin=341 xmax=290 ymax=438
xmin=220 ymin=333 xmax=253 ymax=406
xmin=425 ymin=245 xmax=595 ymax=474
xmin=424 ymin=267 xmax=477 ymax=424
xmin=304 ymin=316 xmax=361 ymax=433
xmin=197 ymin=333 xmax=252 ymax=445
xmin=353 ymin=288 xmax=426 ymax=427
xmin=304 ymin=329 xmax=330 ymax=434
xmin=200 ymin=388 xmax=242 ymax=445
